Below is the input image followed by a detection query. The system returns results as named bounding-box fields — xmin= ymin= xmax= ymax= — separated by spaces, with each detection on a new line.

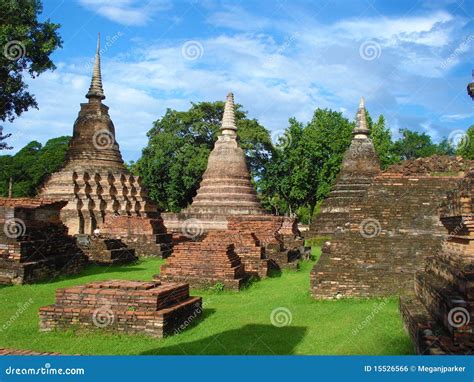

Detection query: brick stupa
xmin=38 ymin=36 xmax=171 ymax=257
xmin=307 ymin=99 xmax=467 ymax=298
xmin=163 ymin=92 xmax=264 ymax=231
xmin=306 ymin=97 xmax=380 ymax=238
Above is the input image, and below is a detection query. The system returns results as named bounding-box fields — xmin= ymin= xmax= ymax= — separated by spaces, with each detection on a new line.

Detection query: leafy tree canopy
xmin=0 ymin=136 xmax=70 ymax=196
xmin=456 ymin=125 xmax=474 ymax=159
xmin=392 ymin=128 xmax=454 ymax=160
xmin=0 ymin=0 xmax=62 ymax=122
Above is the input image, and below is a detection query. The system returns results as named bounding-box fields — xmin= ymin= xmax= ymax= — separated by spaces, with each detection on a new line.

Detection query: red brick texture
xmin=0 ymin=198 xmax=88 ymax=285
xmin=39 ymin=280 xmax=202 ymax=338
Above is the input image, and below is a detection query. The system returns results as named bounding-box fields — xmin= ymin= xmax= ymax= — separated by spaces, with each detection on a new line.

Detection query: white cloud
xmin=78 ymin=0 xmax=171 ymax=26
xmin=4 ymin=7 xmax=474 ymax=162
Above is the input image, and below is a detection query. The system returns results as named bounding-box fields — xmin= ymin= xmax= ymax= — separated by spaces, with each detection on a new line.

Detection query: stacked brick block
xmin=203 ymin=231 xmax=268 ymax=277
xmin=0 ymin=199 xmax=88 ymax=285
xmin=100 ymin=216 xmax=172 ymax=257
xmin=77 ymin=236 xmax=137 ymax=265
xmin=39 ymin=280 xmax=202 ymax=338
xmin=160 ymin=242 xmax=247 ymax=290
xmin=400 ymin=172 xmax=474 ymax=354
xmin=228 ymin=215 xmax=304 ymax=269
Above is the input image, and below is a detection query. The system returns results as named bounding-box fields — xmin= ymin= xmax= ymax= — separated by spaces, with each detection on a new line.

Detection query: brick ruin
xmin=160 ymin=92 xmax=304 ymax=288
xmin=39 ymin=280 xmax=202 ymax=338
xmin=310 ymin=161 xmax=469 ymax=298
xmin=0 ymin=348 xmax=62 ymax=355
xmin=99 ymin=216 xmax=172 ymax=258
xmin=159 ymin=215 xmax=304 ymax=290
xmin=305 ymin=97 xmax=381 ymax=238
xmin=75 ymin=235 xmax=137 ymax=265
xmin=306 ymin=99 xmax=472 ymax=298
xmin=159 ymin=242 xmax=247 ymax=290
xmin=37 ymin=36 xmax=171 ymax=257
xmin=0 ymin=198 xmax=88 ymax=285
xmin=400 ymin=172 xmax=473 ymax=354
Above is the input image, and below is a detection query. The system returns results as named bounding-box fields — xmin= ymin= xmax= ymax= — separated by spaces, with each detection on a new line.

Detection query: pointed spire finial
xmin=86 ymin=33 xmax=105 ymax=102
xmin=220 ymin=92 xmax=237 ymax=136
xmin=353 ymin=96 xmax=370 ymax=139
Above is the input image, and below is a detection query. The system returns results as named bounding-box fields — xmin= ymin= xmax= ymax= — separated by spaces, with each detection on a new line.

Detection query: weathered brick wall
xmin=400 ymin=173 xmax=473 ymax=354
xmin=228 ymin=215 xmax=304 ymax=268
xmin=100 ymin=215 xmax=172 ymax=257
xmin=310 ymin=175 xmax=461 ymax=298
xmin=39 ymin=280 xmax=202 ymax=338
xmin=0 ymin=199 xmax=88 ymax=285
xmin=160 ymin=242 xmax=247 ymax=290
xmin=203 ymin=230 xmax=268 ymax=278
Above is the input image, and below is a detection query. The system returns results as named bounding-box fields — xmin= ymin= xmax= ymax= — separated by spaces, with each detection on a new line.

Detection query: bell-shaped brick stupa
xmin=38 ymin=35 xmax=171 ymax=257
xmin=163 ymin=92 xmax=264 ymax=232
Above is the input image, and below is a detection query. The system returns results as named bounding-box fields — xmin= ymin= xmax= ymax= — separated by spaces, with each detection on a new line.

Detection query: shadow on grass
xmin=141 ymin=324 xmax=307 ymax=355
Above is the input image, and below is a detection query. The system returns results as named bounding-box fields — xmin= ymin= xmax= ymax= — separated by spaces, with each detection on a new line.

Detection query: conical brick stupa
xmin=163 ymin=92 xmax=264 ymax=232
xmin=38 ymin=35 xmax=171 ymax=257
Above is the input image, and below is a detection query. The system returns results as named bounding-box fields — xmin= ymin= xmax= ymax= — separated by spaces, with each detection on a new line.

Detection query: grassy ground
xmin=0 ymin=248 xmax=413 ymax=355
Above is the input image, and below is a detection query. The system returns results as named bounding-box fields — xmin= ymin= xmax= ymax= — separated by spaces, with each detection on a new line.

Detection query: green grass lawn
xmin=0 ymin=248 xmax=413 ymax=355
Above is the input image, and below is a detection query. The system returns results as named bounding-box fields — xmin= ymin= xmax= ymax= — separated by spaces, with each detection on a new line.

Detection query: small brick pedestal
xmin=160 ymin=242 xmax=247 ymax=290
xmin=39 ymin=280 xmax=202 ymax=337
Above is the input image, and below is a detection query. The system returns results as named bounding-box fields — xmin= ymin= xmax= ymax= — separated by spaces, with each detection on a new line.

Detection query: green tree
xmin=136 ymin=101 xmax=273 ymax=212
xmin=0 ymin=0 xmax=62 ymax=122
xmin=0 ymin=136 xmax=70 ymax=196
xmin=260 ymin=110 xmax=353 ymax=222
xmin=0 ymin=126 xmax=12 ymax=150
xmin=435 ymin=137 xmax=455 ymax=156
xmin=392 ymin=129 xmax=438 ymax=160
xmin=456 ymin=125 xmax=474 ymax=159
xmin=369 ymin=114 xmax=399 ymax=169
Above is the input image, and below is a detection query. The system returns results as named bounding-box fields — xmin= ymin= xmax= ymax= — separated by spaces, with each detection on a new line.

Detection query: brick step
xmin=414 ymin=273 xmax=473 ymax=336
xmin=400 ymin=296 xmax=474 ymax=354
xmin=424 ymin=257 xmax=474 ymax=299
xmin=40 ymin=295 xmax=202 ymax=338
xmin=159 ymin=274 xmax=247 ymax=291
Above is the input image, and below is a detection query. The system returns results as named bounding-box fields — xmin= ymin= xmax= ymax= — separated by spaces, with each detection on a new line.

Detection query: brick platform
xmin=0 ymin=199 xmax=88 ymax=285
xmin=160 ymin=242 xmax=247 ymax=290
xmin=39 ymin=280 xmax=202 ymax=337
xmin=400 ymin=173 xmax=474 ymax=354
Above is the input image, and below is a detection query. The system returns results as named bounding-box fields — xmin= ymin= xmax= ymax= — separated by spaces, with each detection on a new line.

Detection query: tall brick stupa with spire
xmin=163 ymin=92 xmax=264 ymax=231
xmin=305 ymin=97 xmax=381 ymax=239
xmin=38 ymin=35 xmax=171 ymax=256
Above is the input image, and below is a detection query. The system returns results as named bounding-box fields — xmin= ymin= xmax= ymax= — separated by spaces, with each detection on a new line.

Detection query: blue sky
xmin=5 ymin=0 xmax=474 ymax=162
